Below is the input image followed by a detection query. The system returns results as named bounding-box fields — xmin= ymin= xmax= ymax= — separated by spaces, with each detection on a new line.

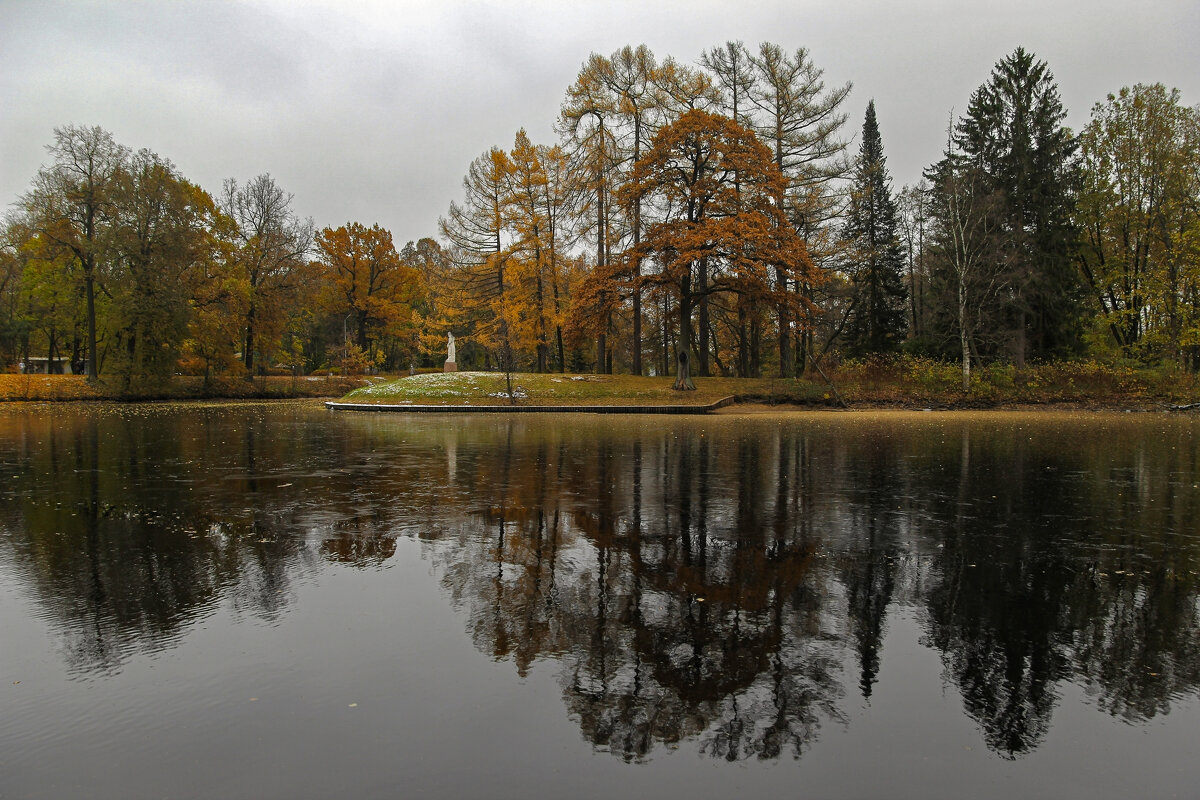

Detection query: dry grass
xmin=0 ymin=374 xmax=372 ymax=401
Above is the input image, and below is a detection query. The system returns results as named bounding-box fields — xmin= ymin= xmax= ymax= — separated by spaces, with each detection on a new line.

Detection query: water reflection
xmin=428 ymin=412 xmax=1200 ymax=761
xmin=2 ymin=405 xmax=1199 ymax=762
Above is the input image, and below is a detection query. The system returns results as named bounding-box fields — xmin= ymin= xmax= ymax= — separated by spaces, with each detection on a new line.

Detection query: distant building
xmin=20 ymin=357 xmax=86 ymax=375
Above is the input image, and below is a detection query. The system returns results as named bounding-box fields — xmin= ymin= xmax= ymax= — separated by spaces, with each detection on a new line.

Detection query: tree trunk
xmin=959 ymin=277 xmax=970 ymax=392
xmin=661 ymin=295 xmax=670 ymax=377
xmin=84 ymin=263 xmax=98 ymax=381
xmin=777 ymin=274 xmax=792 ymax=378
xmin=632 ymin=115 xmax=643 ymax=377
xmin=244 ymin=304 xmax=256 ymax=378
xmin=674 ymin=289 xmax=697 ymax=391
xmin=674 ymin=347 xmax=696 ymax=391
xmin=1015 ymin=307 xmax=1026 ymax=369
xmin=737 ymin=304 xmax=749 ymax=378
xmin=698 ymin=257 xmax=710 ymax=376
xmin=750 ymin=314 xmax=762 ymax=378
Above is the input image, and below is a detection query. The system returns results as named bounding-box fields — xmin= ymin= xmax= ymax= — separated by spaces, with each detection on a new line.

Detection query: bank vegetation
xmin=2 ymin=44 xmax=1198 ymax=399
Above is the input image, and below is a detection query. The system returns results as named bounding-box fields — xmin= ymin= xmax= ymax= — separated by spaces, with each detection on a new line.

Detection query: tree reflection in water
xmin=429 ymin=414 xmax=1200 ymax=761
xmin=2 ymin=407 xmax=1199 ymax=761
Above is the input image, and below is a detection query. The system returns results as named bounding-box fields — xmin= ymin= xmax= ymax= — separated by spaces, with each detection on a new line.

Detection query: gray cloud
xmin=3 ymin=0 xmax=1198 ymax=245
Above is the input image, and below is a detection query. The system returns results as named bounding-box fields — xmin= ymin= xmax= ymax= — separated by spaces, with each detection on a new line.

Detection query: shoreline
xmin=2 ymin=394 xmax=1194 ymax=414
xmin=4 ymin=369 xmax=1198 ymax=413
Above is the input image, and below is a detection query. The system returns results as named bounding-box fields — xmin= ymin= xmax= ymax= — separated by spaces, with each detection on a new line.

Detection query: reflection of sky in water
xmin=1 ymin=404 xmax=1200 ymax=799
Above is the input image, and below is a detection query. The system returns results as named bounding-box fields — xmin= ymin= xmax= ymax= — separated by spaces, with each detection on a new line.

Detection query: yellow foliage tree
xmin=315 ymin=222 xmax=421 ymax=369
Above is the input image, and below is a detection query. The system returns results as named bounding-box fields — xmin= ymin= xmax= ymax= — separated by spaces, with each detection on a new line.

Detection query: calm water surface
xmin=1 ymin=402 xmax=1199 ymax=799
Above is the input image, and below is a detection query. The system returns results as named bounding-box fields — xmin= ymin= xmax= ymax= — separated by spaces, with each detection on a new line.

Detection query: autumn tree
xmin=440 ymin=147 xmax=510 ymax=367
xmin=182 ymin=208 xmax=243 ymax=381
xmin=220 ymin=174 xmax=313 ymax=376
xmin=558 ymin=47 xmax=726 ymax=374
xmin=315 ymin=222 xmax=421 ymax=370
xmin=840 ymin=101 xmax=907 ymax=356
xmin=501 ymin=131 xmax=579 ymax=372
xmin=559 ymin=54 xmax=623 ymax=372
xmin=1076 ymin=84 xmax=1200 ymax=365
xmin=105 ymin=149 xmax=221 ymax=386
xmin=652 ymin=56 xmax=720 ymax=116
xmin=614 ymin=109 xmax=818 ymax=389
xmin=599 ymin=45 xmax=659 ymax=375
xmin=401 ymin=237 xmax=454 ymax=367
xmin=697 ymin=43 xmax=852 ymax=375
xmin=15 ymin=231 xmax=77 ymax=371
xmin=0 ymin=219 xmax=27 ymax=367
xmin=21 ymin=124 xmax=128 ymax=381
xmin=702 ymin=42 xmax=767 ymax=373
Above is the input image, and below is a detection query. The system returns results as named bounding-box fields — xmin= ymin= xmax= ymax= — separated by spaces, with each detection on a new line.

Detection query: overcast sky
xmin=3 ymin=0 xmax=1198 ymax=246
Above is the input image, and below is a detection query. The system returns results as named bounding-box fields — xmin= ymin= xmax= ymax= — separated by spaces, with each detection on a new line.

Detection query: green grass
xmin=343 ymin=371 xmax=832 ymax=406
xmin=342 ymin=359 xmax=1200 ymax=410
xmin=9 ymin=356 xmax=1198 ymax=408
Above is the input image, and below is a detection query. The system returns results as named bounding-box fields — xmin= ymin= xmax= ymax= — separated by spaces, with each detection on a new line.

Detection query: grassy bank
xmin=7 ymin=358 xmax=1199 ymax=408
xmin=341 ymin=358 xmax=1200 ymax=410
xmin=0 ymin=373 xmax=373 ymax=401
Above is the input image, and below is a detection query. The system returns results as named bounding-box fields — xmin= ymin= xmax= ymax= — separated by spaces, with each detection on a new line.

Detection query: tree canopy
xmin=4 ymin=41 xmax=1199 ymax=386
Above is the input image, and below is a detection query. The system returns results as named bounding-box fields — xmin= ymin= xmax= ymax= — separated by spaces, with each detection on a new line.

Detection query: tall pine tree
xmin=955 ymin=47 xmax=1081 ymax=363
xmin=843 ymin=100 xmax=907 ymax=355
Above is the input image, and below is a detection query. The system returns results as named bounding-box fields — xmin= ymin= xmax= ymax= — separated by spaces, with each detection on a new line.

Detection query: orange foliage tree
xmin=315 ymin=222 xmax=421 ymax=369
xmin=611 ymin=109 xmax=819 ymax=389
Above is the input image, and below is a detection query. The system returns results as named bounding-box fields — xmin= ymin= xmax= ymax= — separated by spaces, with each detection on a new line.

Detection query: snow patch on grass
xmin=345 ymin=371 xmax=500 ymax=400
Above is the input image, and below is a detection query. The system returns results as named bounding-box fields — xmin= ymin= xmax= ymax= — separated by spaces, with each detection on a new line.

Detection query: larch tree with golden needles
xmin=559 ymin=54 xmax=622 ymax=372
xmin=539 ymin=143 xmax=583 ymax=370
xmin=440 ymin=147 xmax=511 ymax=367
xmin=316 ymin=222 xmax=421 ymax=370
xmin=502 ymin=130 xmax=581 ymax=373
xmin=400 ymin=237 xmax=454 ymax=367
xmin=614 ymin=109 xmax=819 ymax=390
xmin=502 ymin=130 xmax=554 ymax=372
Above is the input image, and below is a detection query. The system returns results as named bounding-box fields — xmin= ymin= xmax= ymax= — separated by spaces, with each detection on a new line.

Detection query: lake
xmin=1 ymin=402 xmax=1199 ymax=799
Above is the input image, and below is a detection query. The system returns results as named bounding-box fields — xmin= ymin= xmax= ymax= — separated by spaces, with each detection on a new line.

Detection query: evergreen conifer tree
xmin=954 ymin=48 xmax=1081 ymax=363
xmin=843 ymin=100 xmax=908 ymax=355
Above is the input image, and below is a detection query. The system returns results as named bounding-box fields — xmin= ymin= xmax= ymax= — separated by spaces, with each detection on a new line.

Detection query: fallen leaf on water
xmin=348 ymin=703 xmax=358 ymax=708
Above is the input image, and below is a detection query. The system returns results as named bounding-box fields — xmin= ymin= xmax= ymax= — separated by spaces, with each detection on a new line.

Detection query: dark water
xmin=1 ymin=402 xmax=1199 ymax=799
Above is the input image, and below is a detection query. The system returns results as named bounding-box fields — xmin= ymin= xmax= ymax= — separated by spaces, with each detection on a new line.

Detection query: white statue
xmin=446 ymin=332 xmax=456 ymax=363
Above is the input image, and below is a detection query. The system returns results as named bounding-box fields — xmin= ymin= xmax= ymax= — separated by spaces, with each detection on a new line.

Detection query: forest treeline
xmin=2 ymin=43 xmax=1198 ymax=389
